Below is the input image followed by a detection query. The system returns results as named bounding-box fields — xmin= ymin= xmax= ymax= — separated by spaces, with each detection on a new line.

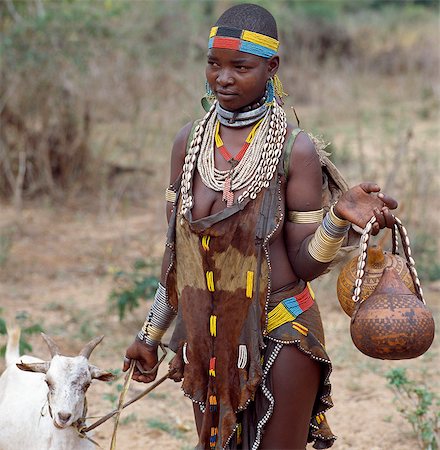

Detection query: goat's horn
xmin=41 ymin=333 xmax=60 ymax=357
xmin=79 ymin=336 xmax=104 ymax=359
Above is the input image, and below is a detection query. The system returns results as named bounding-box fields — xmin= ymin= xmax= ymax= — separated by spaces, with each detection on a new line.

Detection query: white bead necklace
xmin=180 ymin=101 xmax=287 ymax=216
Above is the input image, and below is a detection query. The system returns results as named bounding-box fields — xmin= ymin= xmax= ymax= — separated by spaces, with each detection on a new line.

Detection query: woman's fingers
xmin=360 ymin=182 xmax=380 ymax=194
xmin=378 ymin=193 xmax=398 ymax=210
xmin=374 ymin=207 xmax=386 ymax=229
xmin=132 ymin=369 xmax=155 ymax=383
xmin=382 ymin=207 xmax=395 ymax=228
xmin=371 ymin=221 xmax=380 ymax=236
xmin=122 ymin=356 xmax=131 ymax=372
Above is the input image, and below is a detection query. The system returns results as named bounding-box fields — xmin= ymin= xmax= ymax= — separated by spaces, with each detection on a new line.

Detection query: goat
xmin=0 ymin=327 xmax=115 ymax=450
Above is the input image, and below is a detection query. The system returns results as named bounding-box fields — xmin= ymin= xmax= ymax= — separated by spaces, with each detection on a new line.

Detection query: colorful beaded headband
xmin=208 ymin=26 xmax=279 ymax=58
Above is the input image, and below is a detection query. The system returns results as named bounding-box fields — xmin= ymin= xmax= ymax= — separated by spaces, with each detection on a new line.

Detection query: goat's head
xmin=16 ymin=333 xmax=115 ymax=429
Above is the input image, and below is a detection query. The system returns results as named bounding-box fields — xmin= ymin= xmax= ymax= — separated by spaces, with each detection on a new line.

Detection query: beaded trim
xmin=183 ymin=390 xmax=206 ymax=413
xmin=209 ymin=26 xmax=279 ymax=58
xmin=265 ymin=335 xmax=334 ymax=431
xmin=262 ymin=176 xmax=284 ymax=335
xmin=251 ymin=343 xmax=283 ymax=450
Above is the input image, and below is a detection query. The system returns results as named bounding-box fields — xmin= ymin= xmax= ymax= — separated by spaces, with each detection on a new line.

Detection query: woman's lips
xmin=216 ymin=90 xmax=237 ymax=97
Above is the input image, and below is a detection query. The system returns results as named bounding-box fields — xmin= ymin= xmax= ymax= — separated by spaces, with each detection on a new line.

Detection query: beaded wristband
xmin=138 ymin=283 xmax=176 ymax=348
xmin=165 ymin=187 xmax=177 ymax=203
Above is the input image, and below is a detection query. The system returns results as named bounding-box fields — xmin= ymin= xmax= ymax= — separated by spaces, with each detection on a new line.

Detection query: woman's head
xmin=206 ymin=4 xmax=279 ymax=111
xmin=215 ymin=3 xmax=278 ymax=41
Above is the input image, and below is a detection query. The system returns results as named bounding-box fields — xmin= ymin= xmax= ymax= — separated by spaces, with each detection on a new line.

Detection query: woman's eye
xmin=208 ymin=61 xmax=219 ymax=67
xmin=237 ymin=66 xmax=248 ymax=72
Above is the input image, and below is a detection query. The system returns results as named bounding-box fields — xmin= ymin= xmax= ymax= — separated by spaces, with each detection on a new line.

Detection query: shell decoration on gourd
xmin=337 ymin=244 xmax=415 ymax=317
xmin=343 ymin=216 xmax=435 ymax=360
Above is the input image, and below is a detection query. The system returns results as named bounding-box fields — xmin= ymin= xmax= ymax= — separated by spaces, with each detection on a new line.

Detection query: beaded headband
xmin=208 ymin=26 xmax=279 ymax=58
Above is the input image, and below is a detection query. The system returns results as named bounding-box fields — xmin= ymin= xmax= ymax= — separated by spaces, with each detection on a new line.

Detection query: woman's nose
xmin=217 ymin=70 xmax=234 ymax=86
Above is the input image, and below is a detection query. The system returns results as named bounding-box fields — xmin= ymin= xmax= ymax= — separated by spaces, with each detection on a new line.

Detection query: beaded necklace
xmin=180 ymin=100 xmax=287 ymax=216
xmin=214 ymin=119 xmax=263 ymax=206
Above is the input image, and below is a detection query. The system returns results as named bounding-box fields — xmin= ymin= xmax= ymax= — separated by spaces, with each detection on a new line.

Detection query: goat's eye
xmin=82 ymin=382 xmax=91 ymax=392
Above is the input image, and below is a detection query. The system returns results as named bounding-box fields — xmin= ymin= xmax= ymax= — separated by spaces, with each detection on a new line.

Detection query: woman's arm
xmin=165 ymin=122 xmax=194 ymax=223
xmin=284 ymin=132 xmax=398 ymax=282
xmin=284 ymin=131 xmax=331 ymax=281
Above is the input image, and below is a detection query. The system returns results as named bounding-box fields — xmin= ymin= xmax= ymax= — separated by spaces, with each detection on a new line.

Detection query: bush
xmin=0 ymin=309 xmax=44 ymax=357
xmin=108 ymin=259 xmax=159 ymax=321
xmin=386 ymin=368 xmax=440 ymax=449
xmin=0 ymin=1 xmax=121 ymax=201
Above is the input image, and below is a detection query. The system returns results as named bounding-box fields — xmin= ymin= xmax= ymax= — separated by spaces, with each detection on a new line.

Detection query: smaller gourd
xmin=337 ymin=244 xmax=415 ymax=317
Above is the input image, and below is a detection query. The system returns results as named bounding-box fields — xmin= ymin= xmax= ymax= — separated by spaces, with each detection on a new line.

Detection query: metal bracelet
xmin=322 ymin=210 xmax=350 ymax=238
xmin=138 ymin=283 xmax=176 ymax=347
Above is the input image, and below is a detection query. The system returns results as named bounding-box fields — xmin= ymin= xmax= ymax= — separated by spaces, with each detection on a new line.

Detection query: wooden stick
xmin=82 ymin=370 xmax=174 ymax=434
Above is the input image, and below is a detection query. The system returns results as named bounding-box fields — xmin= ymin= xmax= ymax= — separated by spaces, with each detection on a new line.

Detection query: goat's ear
xmin=16 ymin=361 xmax=49 ymax=374
xmin=89 ymin=365 xmax=116 ymax=382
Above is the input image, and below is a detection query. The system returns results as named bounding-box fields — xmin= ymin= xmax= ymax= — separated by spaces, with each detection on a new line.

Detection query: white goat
xmin=0 ymin=327 xmax=115 ymax=450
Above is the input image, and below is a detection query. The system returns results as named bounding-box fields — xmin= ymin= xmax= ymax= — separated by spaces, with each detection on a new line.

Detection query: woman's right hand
xmin=122 ymin=337 xmax=158 ymax=383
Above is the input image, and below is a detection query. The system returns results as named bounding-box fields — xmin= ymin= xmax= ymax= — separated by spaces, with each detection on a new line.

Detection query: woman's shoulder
xmin=285 ymin=123 xmax=315 ymax=156
xmin=284 ymin=123 xmax=319 ymax=179
xmin=170 ymin=121 xmax=195 ymax=161
xmin=174 ymin=121 xmax=195 ymax=147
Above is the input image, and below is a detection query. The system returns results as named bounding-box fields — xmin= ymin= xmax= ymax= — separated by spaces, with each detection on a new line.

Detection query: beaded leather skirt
xmin=229 ymin=282 xmax=336 ymax=450
xmin=169 ymin=279 xmax=336 ymax=450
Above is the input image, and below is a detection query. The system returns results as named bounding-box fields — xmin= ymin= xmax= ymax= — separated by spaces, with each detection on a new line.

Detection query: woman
xmin=123 ymin=4 xmax=397 ymax=449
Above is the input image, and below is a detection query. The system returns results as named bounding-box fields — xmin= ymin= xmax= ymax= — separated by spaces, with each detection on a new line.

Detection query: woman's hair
xmin=214 ymin=3 xmax=278 ymax=40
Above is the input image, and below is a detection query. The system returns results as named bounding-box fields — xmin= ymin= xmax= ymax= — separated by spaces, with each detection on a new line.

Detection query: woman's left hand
xmin=334 ymin=182 xmax=398 ymax=235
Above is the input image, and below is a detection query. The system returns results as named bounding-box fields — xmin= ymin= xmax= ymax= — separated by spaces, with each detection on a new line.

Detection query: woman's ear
xmin=267 ymin=55 xmax=280 ymax=78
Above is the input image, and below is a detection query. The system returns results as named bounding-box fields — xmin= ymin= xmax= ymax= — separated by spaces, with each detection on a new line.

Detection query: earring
xmin=273 ymin=74 xmax=288 ymax=102
xmin=202 ymin=80 xmax=216 ymax=112
xmin=265 ymin=78 xmax=275 ymax=105
xmin=205 ymin=81 xmax=216 ymax=102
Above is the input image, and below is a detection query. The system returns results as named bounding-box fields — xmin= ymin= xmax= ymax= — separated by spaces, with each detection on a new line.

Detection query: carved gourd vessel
xmin=348 ymin=216 xmax=435 ymax=360
xmin=351 ymin=266 xmax=435 ymax=359
xmin=337 ymin=245 xmax=415 ymax=317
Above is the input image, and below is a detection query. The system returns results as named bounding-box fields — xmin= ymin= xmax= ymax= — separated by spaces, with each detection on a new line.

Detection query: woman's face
xmin=206 ymin=48 xmax=279 ymax=111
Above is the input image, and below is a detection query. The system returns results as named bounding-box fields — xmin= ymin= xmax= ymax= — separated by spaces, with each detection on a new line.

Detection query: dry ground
xmin=0 ymin=194 xmax=438 ymax=450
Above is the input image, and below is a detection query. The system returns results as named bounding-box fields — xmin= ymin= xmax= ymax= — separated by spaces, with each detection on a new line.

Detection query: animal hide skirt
xmin=170 ymin=281 xmax=336 ymax=450
xmin=236 ymin=282 xmax=336 ymax=450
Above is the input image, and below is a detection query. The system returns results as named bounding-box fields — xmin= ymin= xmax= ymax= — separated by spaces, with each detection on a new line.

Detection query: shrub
xmin=386 ymin=367 xmax=439 ymax=449
xmin=108 ymin=259 xmax=159 ymax=321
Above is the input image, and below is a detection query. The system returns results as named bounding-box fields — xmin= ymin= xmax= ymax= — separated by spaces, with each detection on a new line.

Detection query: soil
xmin=0 ymin=194 xmax=438 ymax=450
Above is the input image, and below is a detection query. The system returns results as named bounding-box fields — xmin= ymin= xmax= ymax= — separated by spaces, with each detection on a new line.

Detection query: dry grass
xmin=0 ymin=3 xmax=439 ymax=449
